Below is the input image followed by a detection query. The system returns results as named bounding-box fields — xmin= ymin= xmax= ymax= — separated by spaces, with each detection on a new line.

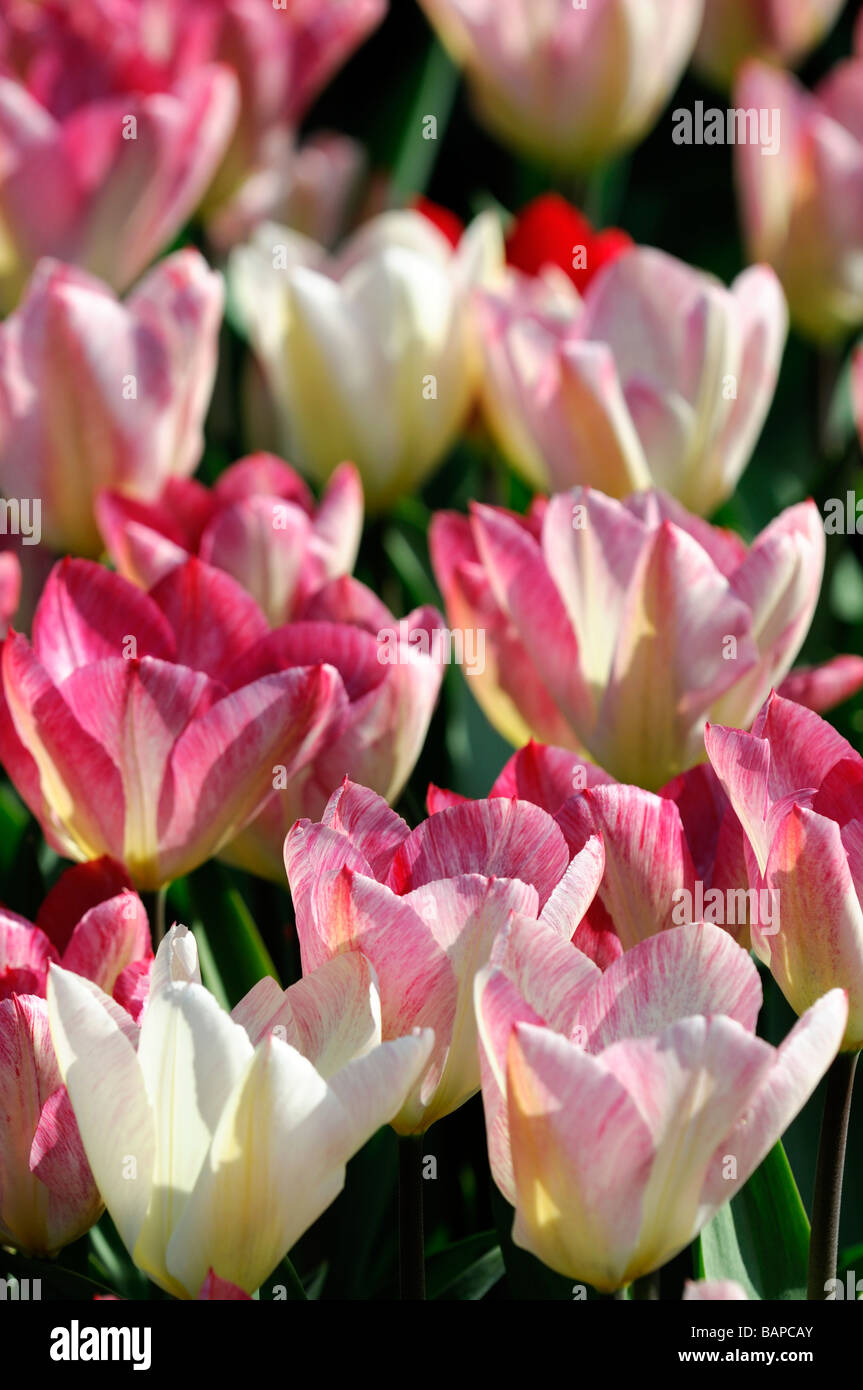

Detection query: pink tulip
xmin=0 ymin=557 xmax=344 ymax=888
xmin=0 ymin=552 xmax=21 ymax=638
xmin=0 ymin=251 xmax=223 ymax=555
xmin=706 ymin=692 xmax=863 ymax=1050
xmin=208 ymin=131 xmax=368 ymax=251
xmin=222 ymin=578 xmax=446 ymax=881
xmin=0 ymin=54 xmax=238 ymax=307
xmin=478 ymin=248 xmax=787 ymax=514
xmin=0 ymin=994 xmax=103 ymax=1256
xmin=694 ymin=0 xmax=846 ymax=88
xmin=475 ymin=914 xmax=847 ymax=1289
xmin=416 ymin=0 xmax=702 ymax=170
xmin=97 ymin=453 xmax=363 ymax=625
xmin=194 ymin=0 xmax=388 ymax=212
xmin=0 ymin=0 xmax=386 ymax=225
xmin=735 ymin=42 xmax=863 ymax=342
xmin=429 ymin=740 xmax=750 ymax=963
xmin=197 ymin=1271 xmax=252 ymax=1301
xmin=1 ymin=857 xmax=152 ymax=1013
xmin=0 ymin=859 xmax=151 ymax=1256
xmin=430 ymin=487 xmax=863 ymax=789
xmin=284 ymin=777 xmax=606 ymax=1133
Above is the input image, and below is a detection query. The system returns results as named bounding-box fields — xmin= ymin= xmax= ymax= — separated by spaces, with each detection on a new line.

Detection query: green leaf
xmin=183 ymin=863 xmax=280 ymax=1008
xmin=697 ymin=1141 xmax=810 ymax=1300
xmin=261 ymin=1254 xmax=308 ymax=1300
xmin=427 ymin=1231 xmax=503 ymax=1299
xmin=389 ymin=41 xmax=459 ymax=202
xmin=88 ymin=1213 xmax=150 ymax=1300
xmin=1 ymin=1249 xmax=120 ymax=1301
xmin=382 ymin=524 xmax=439 ymax=611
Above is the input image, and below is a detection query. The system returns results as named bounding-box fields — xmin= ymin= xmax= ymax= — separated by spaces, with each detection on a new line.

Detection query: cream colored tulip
xmin=47 ymin=925 xmax=433 ymax=1298
xmin=229 ymin=209 xmax=504 ymax=511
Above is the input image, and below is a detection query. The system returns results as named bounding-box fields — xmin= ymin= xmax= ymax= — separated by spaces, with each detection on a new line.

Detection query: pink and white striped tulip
xmin=0 ymin=252 xmax=223 ymax=555
xmin=475 ymin=915 xmax=846 ymax=1290
xmin=416 ymin=0 xmax=702 ymax=170
xmin=284 ymin=778 xmax=605 ymax=1133
xmin=221 ymin=577 xmax=446 ymax=881
xmin=97 ymin=454 xmax=363 ymax=626
xmin=478 ymin=248 xmax=787 ymax=514
xmin=0 ymin=558 xmax=344 ymax=888
xmin=0 ymin=860 xmax=151 ymax=1257
xmin=430 ymin=487 xmax=859 ymax=789
xmin=0 ymin=64 xmax=237 ymax=308
xmin=429 ymin=741 xmax=750 ymax=963
xmin=706 ymin=692 xmax=863 ymax=1051
xmin=735 ymin=43 xmax=863 ymax=342
xmin=229 ymin=208 xmax=504 ymax=511
xmin=0 ymin=857 xmax=152 ymax=1013
xmin=0 ymin=0 xmax=384 ymax=228
xmin=0 ymin=994 xmax=103 ymax=1257
xmin=47 ymin=924 xmax=433 ymax=1298
xmin=694 ymin=0 xmax=846 ymax=88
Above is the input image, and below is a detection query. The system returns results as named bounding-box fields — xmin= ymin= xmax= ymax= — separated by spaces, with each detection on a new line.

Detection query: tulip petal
xmin=580 ymin=922 xmax=763 ymax=1051
xmin=47 ymin=966 xmax=154 ymax=1258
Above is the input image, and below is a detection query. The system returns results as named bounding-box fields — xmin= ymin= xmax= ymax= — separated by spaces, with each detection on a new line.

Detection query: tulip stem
xmin=142 ymin=887 xmax=168 ymax=946
xmin=807 ymin=1050 xmax=858 ymax=1300
xmin=398 ymin=1135 xmax=425 ymax=1300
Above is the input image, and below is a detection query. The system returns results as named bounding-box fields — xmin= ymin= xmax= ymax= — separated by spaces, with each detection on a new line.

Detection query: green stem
xmin=807 ymin=1050 xmax=858 ymax=1300
xmin=142 ymin=886 xmax=168 ymax=947
xmin=398 ymin=1135 xmax=425 ymax=1300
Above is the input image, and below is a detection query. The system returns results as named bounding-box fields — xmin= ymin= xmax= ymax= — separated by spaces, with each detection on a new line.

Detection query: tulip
xmin=478 ymin=246 xmax=787 ymax=512
xmin=0 ymin=0 xmax=384 ymax=234
xmin=221 ymin=577 xmax=446 ymax=881
xmin=734 ymin=45 xmax=863 ymax=342
xmin=706 ymin=691 xmax=863 ymax=1051
xmin=0 ymin=552 xmax=21 ymax=638
xmin=0 ymin=557 xmax=344 ymax=888
xmin=229 ymin=208 xmax=504 ymax=510
xmin=208 ymin=131 xmax=368 ymax=251
xmin=416 ymin=0 xmax=703 ymax=170
xmin=284 ymin=777 xmax=605 ymax=1133
xmin=0 ymin=64 xmax=238 ymax=308
xmin=430 ymin=487 xmax=863 ymax=789
xmin=97 ymin=454 xmax=363 ymax=626
xmin=200 ymin=0 xmax=387 ymax=213
xmin=0 ymin=994 xmax=103 ymax=1256
xmin=428 ymin=740 xmax=750 ymax=962
xmin=694 ymin=0 xmax=847 ymax=89
xmin=47 ymin=924 xmax=434 ymax=1298
xmin=475 ymin=914 xmax=847 ymax=1290
xmin=1 ymin=857 xmax=152 ymax=1013
xmin=0 ymin=252 xmax=223 ymax=555
xmin=0 ymin=860 xmax=151 ymax=1257
xmin=504 ymin=195 xmax=633 ymax=297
